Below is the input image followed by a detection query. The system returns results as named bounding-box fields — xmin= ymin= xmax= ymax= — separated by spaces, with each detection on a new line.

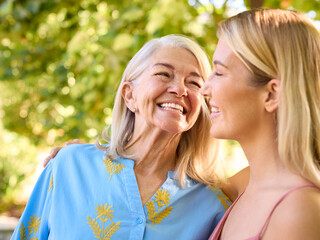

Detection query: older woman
xmin=202 ymin=9 xmax=320 ymax=239
xmin=11 ymin=35 xmax=230 ymax=240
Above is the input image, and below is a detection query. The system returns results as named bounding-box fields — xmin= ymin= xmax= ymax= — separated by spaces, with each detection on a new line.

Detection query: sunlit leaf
xmin=112 ymin=33 xmax=134 ymax=51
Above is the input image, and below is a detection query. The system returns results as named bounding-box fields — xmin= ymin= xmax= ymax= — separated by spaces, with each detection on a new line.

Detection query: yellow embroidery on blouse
xmin=209 ymin=187 xmax=231 ymax=210
xmin=146 ymin=188 xmax=173 ymax=227
xmin=217 ymin=191 xmax=231 ymax=210
xmin=103 ymin=158 xmax=125 ymax=180
xmin=87 ymin=203 xmax=121 ymax=239
xmin=48 ymin=175 xmax=53 ymax=192
xmin=19 ymin=214 xmax=41 ymax=240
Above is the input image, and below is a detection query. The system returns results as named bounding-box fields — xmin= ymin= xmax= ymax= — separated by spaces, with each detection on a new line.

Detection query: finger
xmin=66 ymin=139 xmax=85 ymax=145
xmin=66 ymin=139 xmax=78 ymax=145
xmin=43 ymin=156 xmax=51 ymax=167
xmin=50 ymin=146 xmax=62 ymax=158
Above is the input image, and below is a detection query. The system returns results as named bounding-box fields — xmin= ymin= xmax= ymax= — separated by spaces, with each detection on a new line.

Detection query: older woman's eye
xmin=187 ymin=78 xmax=202 ymax=88
xmin=190 ymin=81 xmax=201 ymax=88
xmin=155 ymin=72 xmax=170 ymax=77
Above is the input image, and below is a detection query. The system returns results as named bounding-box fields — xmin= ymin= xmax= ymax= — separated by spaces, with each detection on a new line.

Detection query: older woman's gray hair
xmin=97 ymin=34 xmax=224 ymax=187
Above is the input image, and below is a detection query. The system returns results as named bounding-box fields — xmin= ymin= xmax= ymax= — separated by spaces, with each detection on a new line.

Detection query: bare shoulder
xmin=266 ymin=186 xmax=320 ymax=239
xmin=221 ymin=167 xmax=250 ymax=202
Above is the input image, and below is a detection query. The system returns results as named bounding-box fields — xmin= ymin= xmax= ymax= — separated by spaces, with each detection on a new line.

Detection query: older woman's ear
xmin=264 ymin=78 xmax=281 ymax=113
xmin=121 ymin=82 xmax=137 ymax=112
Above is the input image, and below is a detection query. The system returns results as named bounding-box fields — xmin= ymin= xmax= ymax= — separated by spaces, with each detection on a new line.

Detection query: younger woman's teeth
xmin=211 ymin=107 xmax=220 ymax=113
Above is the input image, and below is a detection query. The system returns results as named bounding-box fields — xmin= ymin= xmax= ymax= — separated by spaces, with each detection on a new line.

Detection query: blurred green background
xmin=1 ymin=0 xmax=320 ymax=218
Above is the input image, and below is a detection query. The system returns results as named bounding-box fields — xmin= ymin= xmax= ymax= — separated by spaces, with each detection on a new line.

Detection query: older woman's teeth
xmin=211 ymin=107 xmax=220 ymax=113
xmin=160 ymin=103 xmax=184 ymax=114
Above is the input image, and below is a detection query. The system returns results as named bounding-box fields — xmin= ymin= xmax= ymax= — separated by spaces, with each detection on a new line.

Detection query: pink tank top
xmin=208 ymin=184 xmax=318 ymax=240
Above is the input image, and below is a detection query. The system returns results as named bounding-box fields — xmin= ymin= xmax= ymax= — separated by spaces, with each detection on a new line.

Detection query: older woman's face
xmin=132 ymin=46 xmax=204 ymax=134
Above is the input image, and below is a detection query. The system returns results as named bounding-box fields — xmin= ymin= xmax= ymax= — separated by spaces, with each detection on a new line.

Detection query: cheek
xmin=210 ymin=86 xmax=225 ymax=103
xmin=208 ymin=79 xmax=224 ymax=97
xmin=225 ymin=91 xmax=260 ymax=123
xmin=190 ymin=92 xmax=203 ymax=111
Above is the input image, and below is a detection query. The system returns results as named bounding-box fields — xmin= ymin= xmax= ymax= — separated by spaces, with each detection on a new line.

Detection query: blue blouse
xmin=11 ymin=144 xmax=230 ymax=240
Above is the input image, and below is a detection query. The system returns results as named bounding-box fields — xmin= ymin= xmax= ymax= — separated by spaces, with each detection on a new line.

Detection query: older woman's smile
xmin=158 ymin=102 xmax=186 ymax=115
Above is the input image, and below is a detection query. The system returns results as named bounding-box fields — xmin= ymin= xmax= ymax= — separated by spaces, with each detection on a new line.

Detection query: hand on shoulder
xmin=43 ymin=139 xmax=86 ymax=167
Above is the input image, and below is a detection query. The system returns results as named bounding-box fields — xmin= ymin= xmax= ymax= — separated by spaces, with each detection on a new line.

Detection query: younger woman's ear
xmin=264 ymin=79 xmax=281 ymax=113
xmin=121 ymin=82 xmax=136 ymax=111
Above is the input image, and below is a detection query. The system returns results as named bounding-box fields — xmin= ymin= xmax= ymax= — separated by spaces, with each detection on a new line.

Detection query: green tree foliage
xmin=0 ymin=122 xmax=37 ymax=215
xmin=0 ymin=0 xmax=319 ymax=211
xmin=0 ymin=0 xmax=221 ymax=146
xmin=1 ymin=0 xmax=319 ymax=145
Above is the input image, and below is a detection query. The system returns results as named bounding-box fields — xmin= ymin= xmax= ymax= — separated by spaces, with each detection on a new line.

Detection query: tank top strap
xmin=208 ymin=189 xmax=246 ymax=240
xmin=255 ymin=183 xmax=318 ymax=239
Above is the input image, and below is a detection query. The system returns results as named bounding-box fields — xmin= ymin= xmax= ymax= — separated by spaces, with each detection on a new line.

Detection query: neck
xmin=125 ymin=128 xmax=181 ymax=175
xmin=124 ymin=128 xmax=181 ymax=205
xmin=239 ymin=124 xmax=306 ymax=191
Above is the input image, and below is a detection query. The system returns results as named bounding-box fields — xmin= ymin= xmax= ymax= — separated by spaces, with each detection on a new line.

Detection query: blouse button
xmin=136 ymin=217 xmax=144 ymax=224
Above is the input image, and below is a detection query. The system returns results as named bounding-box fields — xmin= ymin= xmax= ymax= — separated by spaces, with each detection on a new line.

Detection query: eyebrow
xmin=153 ymin=63 xmax=202 ymax=78
xmin=213 ymin=60 xmax=228 ymax=69
xmin=153 ymin=63 xmax=175 ymax=69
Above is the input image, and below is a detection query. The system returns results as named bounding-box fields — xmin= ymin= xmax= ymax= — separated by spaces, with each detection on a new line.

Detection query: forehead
xmin=149 ymin=46 xmax=200 ymax=71
xmin=214 ymin=39 xmax=255 ymax=83
xmin=213 ymin=39 xmax=235 ymax=63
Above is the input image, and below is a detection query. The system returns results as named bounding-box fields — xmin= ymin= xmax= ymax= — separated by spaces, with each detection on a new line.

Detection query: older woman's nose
xmin=168 ymin=79 xmax=188 ymax=97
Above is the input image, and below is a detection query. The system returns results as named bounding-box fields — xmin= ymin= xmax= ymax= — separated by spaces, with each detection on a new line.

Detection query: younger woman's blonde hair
xmin=97 ymin=34 xmax=224 ymax=187
xmin=218 ymin=9 xmax=320 ymax=186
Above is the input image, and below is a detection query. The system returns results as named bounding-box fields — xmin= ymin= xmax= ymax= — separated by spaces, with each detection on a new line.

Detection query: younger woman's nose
xmin=200 ymin=82 xmax=210 ymax=97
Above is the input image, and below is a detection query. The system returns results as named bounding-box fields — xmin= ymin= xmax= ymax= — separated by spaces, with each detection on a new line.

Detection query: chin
xmin=161 ymin=123 xmax=190 ymax=134
xmin=210 ymin=127 xmax=227 ymax=139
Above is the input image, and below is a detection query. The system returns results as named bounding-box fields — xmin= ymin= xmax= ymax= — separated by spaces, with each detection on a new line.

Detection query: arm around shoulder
xmin=221 ymin=167 xmax=250 ymax=202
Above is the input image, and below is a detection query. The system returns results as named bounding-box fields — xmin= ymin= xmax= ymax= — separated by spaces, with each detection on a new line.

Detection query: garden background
xmin=1 ymin=0 xmax=319 ymax=223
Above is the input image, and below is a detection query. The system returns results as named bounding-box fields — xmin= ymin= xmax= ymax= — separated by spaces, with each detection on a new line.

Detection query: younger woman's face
xmin=201 ymin=39 xmax=265 ymax=141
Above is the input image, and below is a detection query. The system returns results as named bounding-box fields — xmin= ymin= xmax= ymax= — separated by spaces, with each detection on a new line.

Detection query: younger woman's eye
xmin=214 ymin=71 xmax=223 ymax=77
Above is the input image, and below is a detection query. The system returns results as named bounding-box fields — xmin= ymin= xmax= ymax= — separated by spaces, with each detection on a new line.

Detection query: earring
xmin=132 ymin=107 xmax=136 ymax=112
